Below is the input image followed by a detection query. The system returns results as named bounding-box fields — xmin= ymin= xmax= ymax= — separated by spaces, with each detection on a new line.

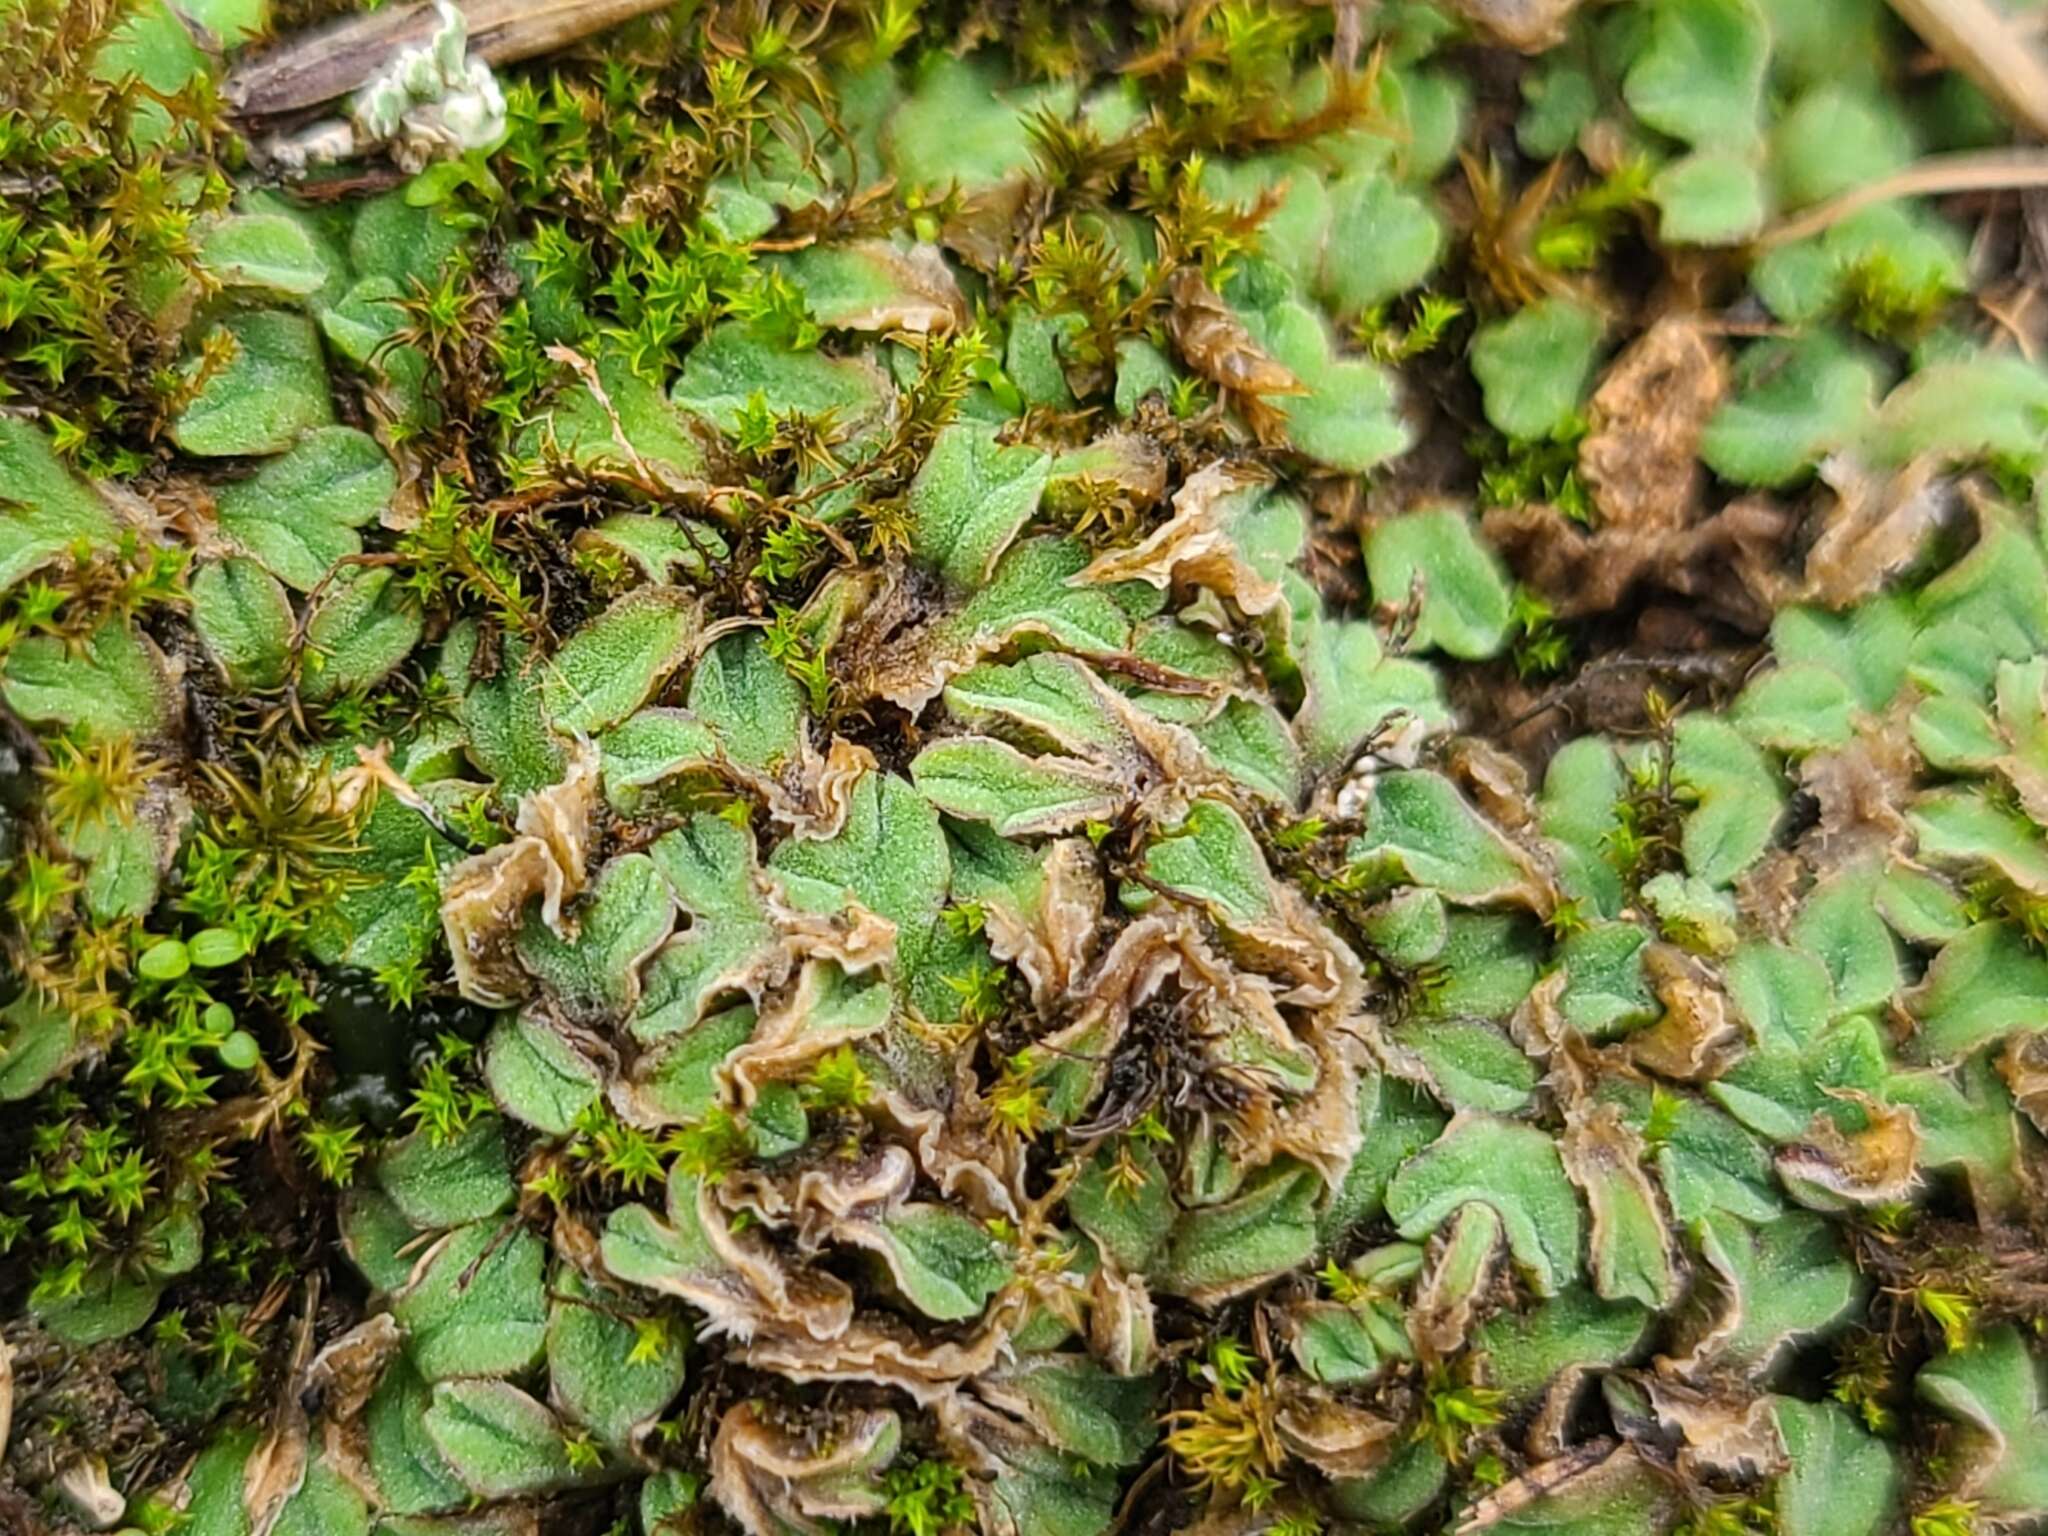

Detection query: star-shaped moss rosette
xmin=7 ymin=0 xmax=2048 ymax=1533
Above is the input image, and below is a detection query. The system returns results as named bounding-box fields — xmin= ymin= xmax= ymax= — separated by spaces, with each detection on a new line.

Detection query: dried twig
xmin=226 ymin=0 xmax=674 ymax=118
xmin=1884 ymin=0 xmax=2048 ymax=138
xmin=1761 ymin=146 xmax=2048 ymax=247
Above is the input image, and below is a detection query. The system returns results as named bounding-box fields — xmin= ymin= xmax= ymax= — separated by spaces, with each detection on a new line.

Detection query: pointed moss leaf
xmin=367 ymin=1356 xmax=469 ymax=1516
xmin=636 ymin=815 xmax=780 ymax=1040
xmin=541 ymin=587 xmax=696 ymax=736
xmin=1385 ymin=1116 xmax=1584 ymax=1295
xmin=0 ymin=996 xmax=78 ymax=1102
xmin=517 ymin=851 xmax=676 ymax=1021
xmin=1691 ymin=1211 xmax=1862 ymax=1369
xmin=213 ymin=426 xmax=393 ymax=591
xmin=1157 ymin=1161 xmax=1320 ymax=1300
xmin=1731 ymin=664 xmax=1856 ymax=753
xmin=303 ymin=566 xmax=423 ymax=701
xmin=906 ymin=422 xmax=1051 ymax=588
xmin=1622 ymin=0 xmax=1769 ymax=146
xmin=173 ymin=310 xmax=334 ymax=456
xmin=1772 ymin=1399 xmax=1900 ymax=1536
xmin=688 ymin=631 xmax=805 ymax=774
xmin=548 ymin=1269 xmax=688 ymax=1450
xmin=191 ymin=558 xmax=292 ymax=689
xmin=423 ymin=1380 xmax=575 ymax=1500
xmin=873 ymin=1203 xmax=1013 ymax=1320
xmin=1702 ymin=332 xmax=1880 ymax=487
xmin=1470 ymin=298 xmax=1604 ymax=440
xmin=379 ymin=1117 xmax=514 ymax=1231
xmin=2 ymin=619 xmax=171 ymax=738
xmin=1364 ymin=507 xmax=1513 ymax=660
xmin=1915 ymin=1326 xmax=2048 ymax=1520
xmin=1672 ymin=715 xmax=1783 ymax=885
xmin=1069 ymin=1141 xmax=1173 ymax=1272
xmin=1473 ymin=1288 xmax=1650 ymax=1404
xmin=911 ymin=736 xmax=1125 ymax=836
xmin=982 ymin=1356 xmax=1157 ymax=1468
xmin=199 ymin=211 xmax=331 ymax=295
xmin=770 ymin=770 xmax=950 ymax=983
xmin=673 ymin=321 xmax=889 ymax=435
xmin=1349 ymin=770 xmax=1536 ymax=904
xmin=0 ymin=417 xmax=120 ymax=588
xmin=1792 ymin=872 xmax=1898 ymax=1016
xmin=1387 ymin=1020 xmax=1535 ymax=1113
xmin=1651 ymin=149 xmax=1767 ymax=245
xmin=1143 ymin=799 xmax=1273 ymax=928
xmin=485 ymin=1014 xmax=603 ymax=1136
xmin=394 ymin=1220 xmax=548 ymax=1382
xmin=1907 ymin=922 xmax=2048 ymax=1060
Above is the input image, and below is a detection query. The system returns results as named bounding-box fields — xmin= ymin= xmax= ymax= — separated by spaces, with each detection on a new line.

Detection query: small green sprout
xmin=801 ymin=1045 xmax=872 ymax=1111
xmin=1911 ymin=1500 xmax=1981 ymax=1536
xmin=881 ymin=1459 xmax=976 ymax=1536
xmin=404 ymin=1034 xmax=495 ymax=1146
xmin=1417 ymin=1366 xmax=1505 ymax=1466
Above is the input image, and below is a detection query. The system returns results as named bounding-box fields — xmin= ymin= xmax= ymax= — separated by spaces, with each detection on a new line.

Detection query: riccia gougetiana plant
xmin=5 ymin=0 xmax=2048 ymax=1534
